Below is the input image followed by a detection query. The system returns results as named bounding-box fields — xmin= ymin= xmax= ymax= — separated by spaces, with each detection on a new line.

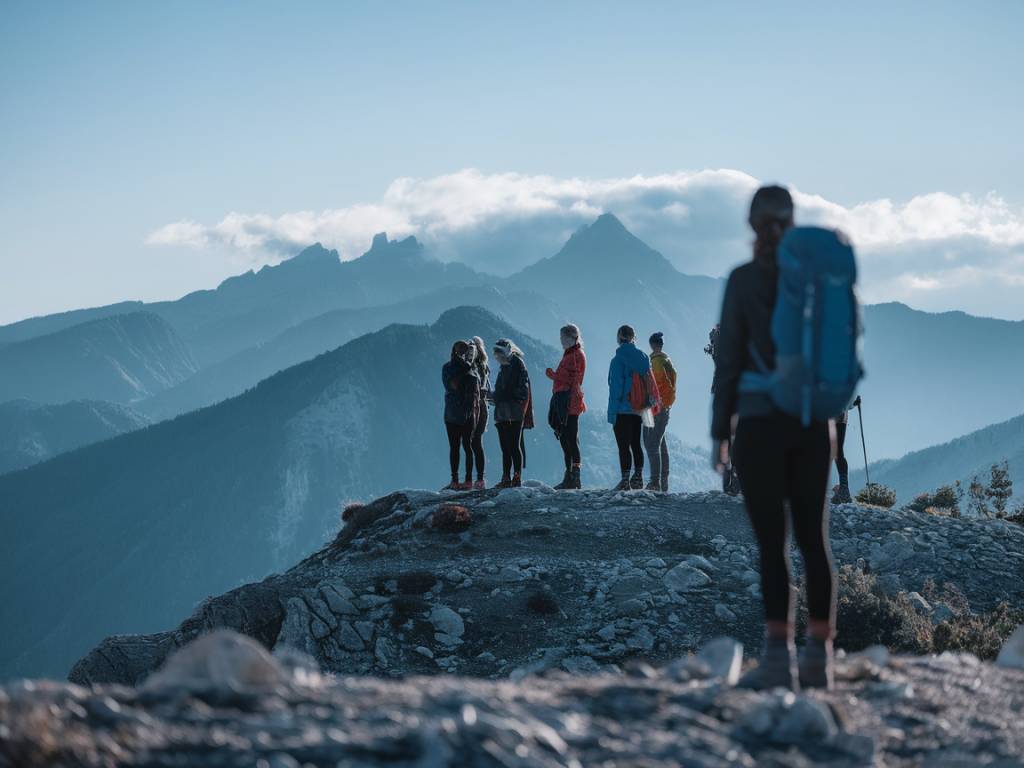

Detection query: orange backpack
xmin=629 ymin=370 xmax=661 ymax=415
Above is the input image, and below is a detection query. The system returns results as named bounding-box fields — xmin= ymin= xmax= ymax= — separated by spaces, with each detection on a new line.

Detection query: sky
xmin=2 ymin=0 xmax=1023 ymax=324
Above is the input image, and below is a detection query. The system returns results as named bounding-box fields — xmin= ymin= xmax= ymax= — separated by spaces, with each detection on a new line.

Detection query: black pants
xmin=471 ymin=408 xmax=488 ymax=481
xmin=496 ymin=420 xmax=524 ymax=478
xmin=834 ymin=421 xmax=848 ymax=484
xmin=445 ymin=421 xmax=474 ymax=481
xmin=613 ymin=413 xmax=643 ymax=476
xmin=559 ymin=414 xmax=580 ymax=471
xmin=733 ymin=413 xmax=834 ymax=624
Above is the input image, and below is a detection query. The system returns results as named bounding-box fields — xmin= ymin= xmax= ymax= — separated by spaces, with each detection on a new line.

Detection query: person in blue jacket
xmin=607 ymin=324 xmax=651 ymax=491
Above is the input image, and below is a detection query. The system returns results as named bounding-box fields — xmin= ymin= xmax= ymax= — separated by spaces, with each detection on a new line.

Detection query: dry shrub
xmin=932 ymin=602 xmax=1024 ymax=660
xmin=432 ymin=504 xmax=472 ymax=532
xmin=835 ymin=566 xmax=932 ymax=654
xmin=341 ymin=502 xmax=364 ymax=523
xmin=855 ymin=483 xmax=897 ymax=509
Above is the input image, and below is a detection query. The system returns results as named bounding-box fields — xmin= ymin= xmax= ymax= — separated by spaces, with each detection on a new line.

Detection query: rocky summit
xmin=4 ymin=629 xmax=1024 ymax=767
xmin=69 ymin=487 xmax=1024 ymax=687
xmin=3 ymin=487 xmax=1024 ymax=765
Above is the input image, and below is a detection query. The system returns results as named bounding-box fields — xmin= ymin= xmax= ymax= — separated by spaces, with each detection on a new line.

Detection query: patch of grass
xmin=932 ymin=602 xmax=1024 ymax=659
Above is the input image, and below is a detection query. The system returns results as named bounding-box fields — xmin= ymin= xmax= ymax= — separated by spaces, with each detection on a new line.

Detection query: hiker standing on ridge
xmin=441 ymin=340 xmax=481 ymax=491
xmin=830 ymin=398 xmax=858 ymax=504
xmin=546 ymin=323 xmax=587 ymax=490
xmin=712 ymin=184 xmax=860 ymax=691
xmin=492 ymin=338 xmax=532 ymax=489
xmin=706 ymin=323 xmax=739 ymax=495
xmin=643 ymin=332 xmax=676 ymax=492
xmin=470 ymin=336 xmax=491 ymax=491
xmin=607 ymin=324 xmax=652 ymax=491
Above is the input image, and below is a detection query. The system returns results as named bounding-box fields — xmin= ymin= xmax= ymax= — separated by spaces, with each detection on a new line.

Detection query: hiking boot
xmin=553 ymin=470 xmax=573 ymax=490
xmin=442 ymin=479 xmax=461 ymax=491
xmin=629 ymin=472 xmax=644 ymax=490
xmin=798 ymin=638 xmax=834 ymax=690
xmin=511 ymin=473 xmax=522 ymax=488
xmin=831 ymin=483 xmax=852 ymax=504
xmin=570 ymin=466 xmax=582 ymax=490
xmin=493 ymin=477 xmax=513 ymax=490
xmin=737 ymin=637 xmax=798 ymax=691
xmin=645 ymin=479 xmax=662 ymax=492
xmin=472 ymin=479 xmax=486 ymax=491
xmin=612 ymin=477 xmax=631 ymax=492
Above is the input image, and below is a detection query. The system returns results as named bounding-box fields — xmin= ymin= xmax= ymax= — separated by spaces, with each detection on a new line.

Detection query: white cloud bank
xmin=147 ymin=169 xmax=1024 ymax=320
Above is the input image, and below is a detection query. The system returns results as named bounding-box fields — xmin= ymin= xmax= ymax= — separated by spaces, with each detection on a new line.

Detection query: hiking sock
xmin=798 ymin=637 xmax=834 ymax=690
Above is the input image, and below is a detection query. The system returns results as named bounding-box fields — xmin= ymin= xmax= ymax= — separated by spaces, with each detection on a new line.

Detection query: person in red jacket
xmin=546 ymin=323 xmax=587 ymax=490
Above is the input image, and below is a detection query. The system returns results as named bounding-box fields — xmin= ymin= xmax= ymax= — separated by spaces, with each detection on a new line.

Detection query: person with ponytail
xmin=607 ymin=324 xmax=651 ymax=491
xmin=546 ymin=323 xmax=587 ymax=490
xmin=711 ymin=185 xmax=837 ymax=690
xmin=469 ymin=336 xmax=491 ymax=490
xmin=441 ymin=340 xmax=480 ymax=491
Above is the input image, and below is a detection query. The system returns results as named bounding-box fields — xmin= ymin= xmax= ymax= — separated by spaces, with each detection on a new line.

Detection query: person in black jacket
xmin=711 ymin=185 xmax=836 ymax=691
xmin=491 ymin=338 xmax=532 ymax=488
xmin=441 ymin=340 xmax=480 ymax=490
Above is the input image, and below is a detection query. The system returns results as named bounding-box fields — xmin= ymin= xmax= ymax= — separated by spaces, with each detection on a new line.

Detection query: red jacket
xmin=546 ymin=343 xmax=587 ymax=415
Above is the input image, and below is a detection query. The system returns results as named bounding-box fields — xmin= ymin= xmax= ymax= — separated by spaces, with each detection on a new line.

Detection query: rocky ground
xmin=3 ymin=629 xmax=1024 ymax=767
xmin=70 ymin=486 xmax=1024 ymax=686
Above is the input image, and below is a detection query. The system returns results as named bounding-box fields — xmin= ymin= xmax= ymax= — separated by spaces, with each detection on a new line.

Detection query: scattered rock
xmin=996 ymin=624 xmax=1024 ymax=670
xmin=696 ymin=637 xmax=742 ymax=685
xmin=141 ymin=630 xmax=286 ymax=693
xmin=663 ymin=563 xmax=711 ymax=593
xmin=429 ymin=606 xmax=465 ymax=639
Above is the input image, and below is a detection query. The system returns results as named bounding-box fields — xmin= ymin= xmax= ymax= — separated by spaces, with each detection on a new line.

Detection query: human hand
xmin=711 ymin=439 xmax=730 ymax=474
xmin=545 ymin=367 xmax=555 ymax=379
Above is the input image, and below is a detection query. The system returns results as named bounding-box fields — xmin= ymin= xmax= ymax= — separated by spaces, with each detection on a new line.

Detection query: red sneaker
xmin=472 ymin=479 xmax=486 ymax=491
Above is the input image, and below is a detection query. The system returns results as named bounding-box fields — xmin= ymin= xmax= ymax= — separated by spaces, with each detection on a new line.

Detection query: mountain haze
xmin=0 ymin=399 xmax=150 ymax=474
xmin=0 ymin=312 xmax=198 ymax=404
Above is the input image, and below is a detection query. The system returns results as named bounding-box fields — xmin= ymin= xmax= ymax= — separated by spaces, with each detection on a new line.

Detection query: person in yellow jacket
xmin=644 ymin=332 xmax=677 ymax=491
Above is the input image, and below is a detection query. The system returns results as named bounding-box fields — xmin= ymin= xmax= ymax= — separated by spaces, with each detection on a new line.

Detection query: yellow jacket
xmin=651 ymin=352 xmax=677 ymax=408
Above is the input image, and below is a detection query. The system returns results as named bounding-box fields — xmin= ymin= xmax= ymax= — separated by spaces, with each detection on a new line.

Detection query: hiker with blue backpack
xmin=711 ymin=185 xmax=863 ymax=691
xmin=607 ymin=324 xmax=655 ymax=491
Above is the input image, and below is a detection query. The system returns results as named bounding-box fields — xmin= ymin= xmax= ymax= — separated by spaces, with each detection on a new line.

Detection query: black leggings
xmin=471 ymin=409 xmax=488 ymax=481
xmin=613 ymin=413 xmax=643 ymax=475
xmin=733 ymin=413 xmax=835 ymax=624
xmin=559 ymin=414 xmax=580 ymax=470
xmin=496 ymin=420 xmax=524 ymax=478
xmin=445 ymin=421 xmax=474 ymax=481
xmin=834 ymin=421 xmax=848 ymax=483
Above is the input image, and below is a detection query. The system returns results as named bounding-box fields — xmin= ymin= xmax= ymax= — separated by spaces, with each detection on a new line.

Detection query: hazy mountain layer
xmin=0 ymin=312 xmax=198 ymax=405
xmin=851 ymin=412 xmax=1024 ymax=506
xmin=0 ymin=399 xmax=150 ymax=474
xmin=0 ymin=306 xmax=713 ymax=680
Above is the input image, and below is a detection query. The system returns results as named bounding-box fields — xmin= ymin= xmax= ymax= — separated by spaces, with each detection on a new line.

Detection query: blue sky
xmin=2 ymin=1 xmax=1023 ymax=323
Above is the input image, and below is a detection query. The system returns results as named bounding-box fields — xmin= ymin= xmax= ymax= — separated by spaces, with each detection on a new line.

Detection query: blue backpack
xmin=741 ymin=226 xmax=864 ymax=425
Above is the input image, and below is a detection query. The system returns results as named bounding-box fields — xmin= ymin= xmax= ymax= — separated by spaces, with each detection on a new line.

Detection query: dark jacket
xmin=473 ymin=359 xmax=491 ymax=432
xmin=442 ymin=357 xmax=480 ymax=426
xmin=710 ymin=260 xmax=778 ymax=439
xmin=493 ymin=353 xmax=531 ymax=424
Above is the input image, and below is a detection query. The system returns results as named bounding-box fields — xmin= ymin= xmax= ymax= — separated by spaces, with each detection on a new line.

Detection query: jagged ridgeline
xmin=0 ymin=306 xmax=709 ymax=681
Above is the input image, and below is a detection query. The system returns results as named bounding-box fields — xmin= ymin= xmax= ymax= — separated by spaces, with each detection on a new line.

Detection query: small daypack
xmin=628 ymin=369 xmax=661 ymax=415
xmin=741 ymin=226 xmax=864 ymax=424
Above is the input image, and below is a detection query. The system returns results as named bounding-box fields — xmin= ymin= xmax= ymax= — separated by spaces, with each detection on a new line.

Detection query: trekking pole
xmin=855 ymin=396 xmax=869 ymax=485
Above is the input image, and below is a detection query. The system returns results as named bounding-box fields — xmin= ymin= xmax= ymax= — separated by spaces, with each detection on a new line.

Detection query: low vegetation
xmin=854 ymin=483 xmax=897 ymax=508
xmin=834 ymin=566 xmax=1024 ymax=660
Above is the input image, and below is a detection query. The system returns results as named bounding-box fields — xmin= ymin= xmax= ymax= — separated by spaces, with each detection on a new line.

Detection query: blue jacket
xmin=607 ymin=342 xmax=651 ymax=424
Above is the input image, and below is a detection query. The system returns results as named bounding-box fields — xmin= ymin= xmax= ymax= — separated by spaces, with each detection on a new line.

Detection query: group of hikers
xmin=441 ymin=325 xmax=677 ymax=492
xmin=441 ymin=184 xmax=865 ymax=690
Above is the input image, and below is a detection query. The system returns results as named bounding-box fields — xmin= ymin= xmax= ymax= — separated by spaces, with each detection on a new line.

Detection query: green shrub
xmin=855 ymin=483 xmax=897 ymax=509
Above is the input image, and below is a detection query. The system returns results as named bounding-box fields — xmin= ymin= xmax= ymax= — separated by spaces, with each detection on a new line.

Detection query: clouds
xmin=146 ymin=169 xmax=1024 ymax=320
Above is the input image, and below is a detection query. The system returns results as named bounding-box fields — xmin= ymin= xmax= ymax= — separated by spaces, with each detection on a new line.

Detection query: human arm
xmin=710 ymin=274 xmax=744 ymax=440
xmin=607 ymin=355 xmax=622 ymax=424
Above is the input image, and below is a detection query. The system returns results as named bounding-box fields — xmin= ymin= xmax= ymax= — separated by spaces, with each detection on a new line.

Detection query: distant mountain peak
xmin=591 ymin=212 xmax=628 ymax=233
xmin=363 ymin=232 xmax=424 ymax=261
xmin=291 ymin=243 xmax=339 ymax=263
